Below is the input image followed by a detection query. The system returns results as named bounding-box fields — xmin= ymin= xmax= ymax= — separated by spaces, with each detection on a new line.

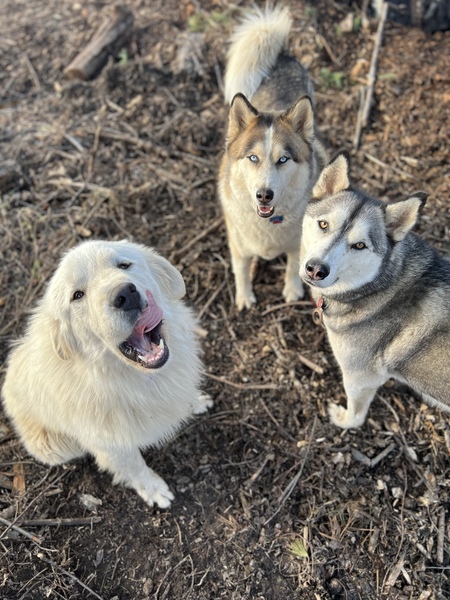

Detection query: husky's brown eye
xmin=352 ymin=242 xmax=366 ymax=250
xmin=318 ymin=220 xmax=328 ymax=230
xmin=72 ymin=291 xmax=84 ymax=301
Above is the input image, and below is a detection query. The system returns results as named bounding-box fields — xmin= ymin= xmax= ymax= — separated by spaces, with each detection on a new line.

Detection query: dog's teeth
xmin=158 ymin=338 xmax=164 ymax=350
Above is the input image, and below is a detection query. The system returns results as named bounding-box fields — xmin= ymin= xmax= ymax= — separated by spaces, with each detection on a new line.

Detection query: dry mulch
xmin=0 ymin=1 xmax=449 ymax=598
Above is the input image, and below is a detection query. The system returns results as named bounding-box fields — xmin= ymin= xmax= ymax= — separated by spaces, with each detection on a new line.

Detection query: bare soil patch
xmin=0 ymin=1 xmax=449 ymax=598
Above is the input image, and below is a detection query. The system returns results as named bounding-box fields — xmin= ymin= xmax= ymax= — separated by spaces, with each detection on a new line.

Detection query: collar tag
xmin=269 ymin=214 xmax=284 ymax=224
xmin=312 ymin=296 xmax=326 ymax=327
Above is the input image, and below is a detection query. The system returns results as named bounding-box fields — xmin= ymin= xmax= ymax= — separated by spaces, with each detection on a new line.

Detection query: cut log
xmin=63 ymin=5 xmax=134 ymax=81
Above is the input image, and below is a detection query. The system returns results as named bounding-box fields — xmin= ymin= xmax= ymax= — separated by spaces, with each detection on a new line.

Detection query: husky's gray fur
xmin=300 ymin=152 xmax=450 ymax=429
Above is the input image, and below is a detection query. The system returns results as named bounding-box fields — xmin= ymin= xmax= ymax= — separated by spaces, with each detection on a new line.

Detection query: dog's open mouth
xmin=257 ymin=205 xmax=275 ymax=218
xmin=119 ymin=291 xmax=169 ymax=369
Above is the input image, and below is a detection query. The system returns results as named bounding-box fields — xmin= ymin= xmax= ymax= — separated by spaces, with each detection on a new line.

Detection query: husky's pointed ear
xmin=51 ymin=319 xmax=78 ymax=361
xmin=227 ymin=93 xmax=258 ymax=141
xmin=144 ymin=248 xmax=186 ymax=301
xmin=385 ymin=192 xmax=428 ymax=242
xmin=285 ymin=96 xmax=314 ymax=143
xmin=312 ymin=152 xmax=350 ymax=199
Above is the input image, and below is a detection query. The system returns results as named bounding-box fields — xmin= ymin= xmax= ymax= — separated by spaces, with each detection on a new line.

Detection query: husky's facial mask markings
xmin=219 ymin=6 xmax=328 ymax=310
xmin=299 ymin=152 xmax=450 ymax=430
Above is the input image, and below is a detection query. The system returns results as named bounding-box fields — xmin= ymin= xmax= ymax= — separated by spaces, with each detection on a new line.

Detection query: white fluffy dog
xmin=2 ymin=240 xmax=212 ymax=508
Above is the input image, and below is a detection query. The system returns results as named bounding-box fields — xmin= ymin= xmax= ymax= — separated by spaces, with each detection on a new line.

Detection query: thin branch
xmin=202 ymin=371 xmax=278 ymax=391
xmin=0 ymin=515 xmax=43 ymax=544
xmin=353 ymin=1 xmax=389 ymax=150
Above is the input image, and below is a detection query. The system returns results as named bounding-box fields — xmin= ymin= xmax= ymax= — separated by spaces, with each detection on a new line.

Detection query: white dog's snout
xmin=112 ymin=282 xmax=143 ymax=312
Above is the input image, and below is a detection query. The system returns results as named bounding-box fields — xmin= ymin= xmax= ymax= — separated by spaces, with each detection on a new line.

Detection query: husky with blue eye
xmin=218 ymin=5 xmax=328 ymax=310
xmin=300 ymin=152 xmax=450 ymax=429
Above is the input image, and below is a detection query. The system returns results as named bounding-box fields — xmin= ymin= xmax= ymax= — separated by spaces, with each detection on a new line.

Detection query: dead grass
xmin=1 ymin=1 xmax=449 ymax=598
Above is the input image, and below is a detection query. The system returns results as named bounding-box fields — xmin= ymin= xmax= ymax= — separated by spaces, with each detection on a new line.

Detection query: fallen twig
xmin=351 ymin=442 xmax=396 ymax=468
xmin=364 ymin=152 xmax=414 ymax=180
xmin=260 ymin=300 xmax=312 ymax=317
xmin=353 ymin=1 xmax=389 ymax=150
xmin=298 ymin=353 xmax=324 ymax=375
xmin=0 ymin=515 xmax=43 ymax=544
xmin=19 ymin=517 xmax=102 ymax=527
xmin=437 ymin=506 xmax=445 ymax=565
xmin=202 ymin=371 xmax=278 ymax=391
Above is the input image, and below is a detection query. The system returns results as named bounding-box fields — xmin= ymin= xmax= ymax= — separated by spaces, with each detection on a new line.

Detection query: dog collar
xmin=312 ymin=296 xmax=326 ymax=327
xmin=269 ymin=214 xmax=284 ymax=224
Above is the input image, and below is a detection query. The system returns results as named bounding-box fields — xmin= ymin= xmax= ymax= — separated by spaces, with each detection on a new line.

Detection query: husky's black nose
xmin=305 ymin=261 xmax=330 ymax=281
xmin=256 ymin=188 xmax=274 ymax=204
xmin=113 ymin=283 xmax=141 ymax=311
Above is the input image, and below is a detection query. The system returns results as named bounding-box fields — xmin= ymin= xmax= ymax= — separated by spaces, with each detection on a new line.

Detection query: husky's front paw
xmin=236 ymin=290 xmax=256 ymax=311
xmin=328 ymin=403 xmax=364 ymax=429
xmin=282 ymin=277 xmax=304 ymax=303
xmin=193 ymin=393 xmax=213 ymax=415
xmin=138 ymin=472 xmax=175 ymax=509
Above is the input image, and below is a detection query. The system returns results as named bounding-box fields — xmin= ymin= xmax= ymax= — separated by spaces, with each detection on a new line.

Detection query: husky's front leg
xmin=93 ymin=446 xmax=174 ymax=508
xmin=229 ymin=242 xmax=256 ymax=310
xmin=329 ymin=372 xmax=382 ymax=429
xmin=283 ymin=250 xmax=304 ymax=302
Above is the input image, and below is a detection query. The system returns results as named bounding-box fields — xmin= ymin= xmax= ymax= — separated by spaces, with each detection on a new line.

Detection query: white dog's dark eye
xmin=118 ymin=262 xmax=131 ymax=270
xmin=318 ymin=220 xmax=328 ymax=231
xmin=352 ymin=242 xmax=366 ymax=250
xmin=248 ymin=154 xmax=259 ymax=163
xmin=72 ymin=291 xmax=84 ymax=301
xmin=277 ymin=156 xmax=289 ymax=165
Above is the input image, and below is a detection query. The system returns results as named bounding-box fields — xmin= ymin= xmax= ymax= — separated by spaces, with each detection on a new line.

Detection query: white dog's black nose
xmin=305 ymin=261 xmax=330 ymax=281
xmin=256 ymin=188 xmax=274 ymax=204
xmin=113 ymin=283 xmax=141 ymax=311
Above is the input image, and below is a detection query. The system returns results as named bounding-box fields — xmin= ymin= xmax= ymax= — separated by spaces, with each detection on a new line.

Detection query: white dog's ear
xmin=385 ymin=192 xmax=428 ymax=242
xmin=285 ymin=96 xmax=314 ymax=144
xmin=145 ymin=250 xmax=186 ymax=301
xmin=313 ymin=152 xmax=350 ymax=199
xmin=227 ymin=93 xmax=258 ymax=141
xmin=50 ymin=319 xmax=78 ymax=361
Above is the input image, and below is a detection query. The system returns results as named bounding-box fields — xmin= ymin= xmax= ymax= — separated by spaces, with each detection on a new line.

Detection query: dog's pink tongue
xmin=133 ymin=290 xmax=163 ymax=337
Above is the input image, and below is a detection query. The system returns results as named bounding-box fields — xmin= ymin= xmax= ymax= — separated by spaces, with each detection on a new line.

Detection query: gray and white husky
xmin=300 ymin=152 xmax=450 ymax=429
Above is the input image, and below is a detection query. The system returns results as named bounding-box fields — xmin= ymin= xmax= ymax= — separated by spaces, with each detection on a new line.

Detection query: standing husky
xmin=300 ymin=152 xmax=450 ymax=429
xmin=219 ymin=6 xmax=328 ymax=310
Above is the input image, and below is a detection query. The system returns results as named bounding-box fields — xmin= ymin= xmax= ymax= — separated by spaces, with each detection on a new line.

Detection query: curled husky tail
xmin=223 ymin=5 xmax=292 ymax=104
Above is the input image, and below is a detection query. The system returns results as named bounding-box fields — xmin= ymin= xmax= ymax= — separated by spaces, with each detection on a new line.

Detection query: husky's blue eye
xmin=118 ymin=262 xmax=131 ymax=269
xmin=248 ymin=154 xmax=259 ymax=163
xmin=277 ymin=156 xmax=289 ymax=165
xmin=352 ymin=242 xmax=366 ymax=250
xmin=72 ymin=290 xmax=84 ymax=301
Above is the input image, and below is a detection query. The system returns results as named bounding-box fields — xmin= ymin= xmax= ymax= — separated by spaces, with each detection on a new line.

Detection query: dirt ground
xmin=0 ymin=0 xmax=449 ymax=598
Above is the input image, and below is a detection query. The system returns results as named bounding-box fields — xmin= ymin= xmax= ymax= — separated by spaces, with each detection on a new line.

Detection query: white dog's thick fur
xmin=2 ymin=240 xmax=211 ymax=508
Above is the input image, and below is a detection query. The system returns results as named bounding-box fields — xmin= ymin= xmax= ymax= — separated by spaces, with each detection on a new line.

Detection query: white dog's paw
xmin=235 ymin=290 xmax=256 ymax=311
xmin=138 ymin=472 xmax=175 ymax=509
xmin=282 ymin=277 xmax=305 ymax=303
xmin=328 ymin=403 xmax=363 ymax=429
xmin=193 ymin=393 xmax=213 ymax=415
